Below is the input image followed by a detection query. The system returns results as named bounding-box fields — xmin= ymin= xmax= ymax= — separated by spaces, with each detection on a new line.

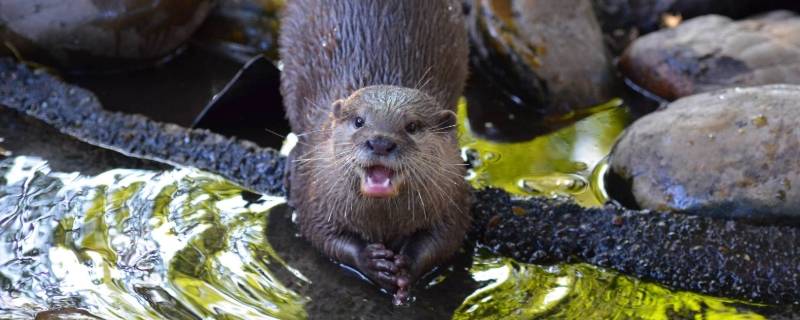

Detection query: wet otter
xmin=279 ymin=0 xmax=470 ymax=304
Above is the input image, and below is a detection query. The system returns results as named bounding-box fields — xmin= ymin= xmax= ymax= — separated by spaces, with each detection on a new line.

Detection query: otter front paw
xmin=392 ymin=254 xmax=412 ymax=306
xmin=358 ymin=244 xmax=400 ymax=291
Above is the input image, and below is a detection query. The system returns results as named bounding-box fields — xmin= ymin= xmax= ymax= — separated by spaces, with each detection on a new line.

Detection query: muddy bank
xmin=1 ymin=59 xmax=798 ymax=305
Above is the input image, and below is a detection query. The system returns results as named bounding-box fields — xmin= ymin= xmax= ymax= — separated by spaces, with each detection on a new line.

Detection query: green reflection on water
xmin=453 ymin=250 xmax=765 ymax=320
xmin=0 ymin=157 xmax=306 ymax=319
xmin=458 ymin=99 xmax=628 ymax=207
xmin=453 ymin=99 xmax=768 ymax=319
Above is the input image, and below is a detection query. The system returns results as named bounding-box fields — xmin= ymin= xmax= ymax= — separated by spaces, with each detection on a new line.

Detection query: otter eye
xmin=354 ymin=116 xmax=365 ymax=128
xmin=405 ymin=122 xmax=419 ymax=134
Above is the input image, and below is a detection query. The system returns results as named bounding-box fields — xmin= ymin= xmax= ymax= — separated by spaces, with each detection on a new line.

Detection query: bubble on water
xmin=517 ymin=174 xmax=588 ymax=196
xmin=751 ymin=114 xmax=768 ymax=128
xmin=482 ymin=151 xmax=501 ymax=163
xmin=571 ymin=161 xmax=589 ymax=172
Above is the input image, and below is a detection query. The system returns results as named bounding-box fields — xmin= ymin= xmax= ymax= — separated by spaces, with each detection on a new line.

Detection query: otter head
xmin=329 ymin=85 xmax=460 ymax=199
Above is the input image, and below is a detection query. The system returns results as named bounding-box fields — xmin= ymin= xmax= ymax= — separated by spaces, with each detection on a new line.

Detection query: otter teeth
xmin=362 ymin=166 xmax=396 ymax=197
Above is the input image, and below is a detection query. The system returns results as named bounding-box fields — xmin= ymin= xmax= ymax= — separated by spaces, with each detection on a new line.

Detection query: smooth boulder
xmin=608 ymin=85 xmax=800 ymax=222
xmin=0 ymin=0 xmax=215 ymax=72
xmin=620 ymin=11 xmax=800 ymax=100
xmin=465 ymin=0 xmax=619 ymax=141
xmin=595 ymin=0 xmax=800 ymax=34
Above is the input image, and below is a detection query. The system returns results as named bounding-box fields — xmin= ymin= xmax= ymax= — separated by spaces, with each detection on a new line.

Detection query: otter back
xmin=279 ymin=0 xmax=468 ymax=134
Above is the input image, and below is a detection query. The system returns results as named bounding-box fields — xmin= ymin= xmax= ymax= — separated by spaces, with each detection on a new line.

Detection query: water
xmin=459 ymin=99 xmax=628 ymax=207
xmin=0 ymin=156 xmax=306 ymax=319
xmin=0 ymin=99 xmax=781 ymax=318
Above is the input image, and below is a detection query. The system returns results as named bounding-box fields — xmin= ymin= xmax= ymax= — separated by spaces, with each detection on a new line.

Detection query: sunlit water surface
xmin=0 ymin=101 xmax=775 ymax=319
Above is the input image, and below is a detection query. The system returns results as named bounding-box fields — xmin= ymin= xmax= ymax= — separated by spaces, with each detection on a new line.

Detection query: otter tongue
xmin=364 ymin=166 xmax=395 ymax=197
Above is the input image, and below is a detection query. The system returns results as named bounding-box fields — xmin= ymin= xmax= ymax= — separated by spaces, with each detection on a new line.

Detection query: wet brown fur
xmin=279 ymin=0 xmax=470 ymax=300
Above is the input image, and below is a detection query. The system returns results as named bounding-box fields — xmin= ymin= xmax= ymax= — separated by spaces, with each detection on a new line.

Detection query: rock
xmin=595 ymin=0 xmax=800 ymax=35
xmin=620 ymin=11 xmax=800 ymax=100
xmin=0 ymin=58 xmax=286 ymax=195
xmin=608 ymin=85 xmax=800 ymax=222
xmin=465 ymin=0 xmax=620 ymax=141
xmin=192 ymin=0 xmax=283 ymax=62
xmin=3 ymin=58 xmax=800 ymax=306
xmin=472 ymin=188 xmax=800 ymax=305
xmin=0 ymin=0 xmax=215 ymax=72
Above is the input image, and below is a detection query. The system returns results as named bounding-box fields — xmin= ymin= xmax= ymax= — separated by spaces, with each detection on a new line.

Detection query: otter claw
xmin=368 ymin=249 xmax=394 ymax=259
xmin=393 ymin=289 xmax=410 ymax=306
xmin=368 ymin=259 xmax=398 ymax=273
xmin=359 ymin=244 xmax=401 ymax=290
xmin=394 ymin=254 xmax=410 ymax=269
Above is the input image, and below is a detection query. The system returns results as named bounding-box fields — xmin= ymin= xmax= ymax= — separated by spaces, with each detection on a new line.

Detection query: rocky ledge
xmin=1 ymin=59 xmax=798 ymax=304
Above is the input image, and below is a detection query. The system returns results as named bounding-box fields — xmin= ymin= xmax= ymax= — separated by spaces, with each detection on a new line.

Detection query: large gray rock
xmin=609 ymin=85 xmax=800 ymax=221
xmin=620 ymin=11 xmax=800 ymax=101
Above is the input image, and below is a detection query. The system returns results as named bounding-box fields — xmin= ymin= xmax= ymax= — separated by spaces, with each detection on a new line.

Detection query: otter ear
xmin=332 ymin=99 xmax=345 ymax=118
xmin=433 ymin=110 xmax=457 ymax=131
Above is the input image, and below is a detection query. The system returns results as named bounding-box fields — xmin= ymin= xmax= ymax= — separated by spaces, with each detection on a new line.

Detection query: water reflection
xmin=454 ymin=250 xmax=766 ymax=320
xmin=459 ymin=99 xmax=629 ymax=207
xmin=0 ymin=155 xmax=776 ymax=319
xmin=0 ymin=156 xmax=306 ymax=319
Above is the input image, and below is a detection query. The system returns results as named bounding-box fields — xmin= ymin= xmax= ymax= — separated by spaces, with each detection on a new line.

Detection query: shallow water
xmin=0 ymin=102 xmax=782 ymax=319
xmin=458 ymin=99 xmax=628 ymax=207
xmin=0 ymin=156 xmax=305 ymax=319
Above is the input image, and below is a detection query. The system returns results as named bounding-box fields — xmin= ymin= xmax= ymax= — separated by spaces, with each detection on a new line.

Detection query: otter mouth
xmin=360 ymin=165 xmax=399 ymax=198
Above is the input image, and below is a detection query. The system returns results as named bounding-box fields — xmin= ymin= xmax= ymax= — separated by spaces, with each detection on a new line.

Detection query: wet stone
xmin=3 ymin=58 xmax=800 ymax=308
xmin=0 ymin=0 xmax=215 ymax=72
xmin=608 ymin=85 xmax=800 ymax=222
xmin=471 ymin=188 xmax=800 ymax=305
xmin=465 ymin=0 xmax=619 ymax=141
xmin=620 ymin=11 xmax=800 ymax=100
xmin=595 ymin=0 xmax=800 ymax=35
xmin=0 ymin=58 xmax=285 ymax=195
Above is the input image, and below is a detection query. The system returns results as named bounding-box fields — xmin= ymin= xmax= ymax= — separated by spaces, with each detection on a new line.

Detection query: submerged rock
xmin=0 ymin=0 xmax=215 ymax=72
xmin=620 ymin=11 xmax=800 ymax=100
xmin=465 ymin=0 xmax=619 ymax=141
xmin=608 ymin=85 xmax=800 ymax=222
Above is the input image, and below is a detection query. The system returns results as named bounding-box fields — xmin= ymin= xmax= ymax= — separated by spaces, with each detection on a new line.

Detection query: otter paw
xmin=359 ymin=244 xmax=399 ymax=290
xmin=392 ymin=254 xmax=413 ymax=306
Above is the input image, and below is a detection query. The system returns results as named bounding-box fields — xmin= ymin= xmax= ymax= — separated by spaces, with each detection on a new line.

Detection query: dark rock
xmin=465 ymin=0 xmax=620 ymax=141
xmin=472 ymin=188 xmax=800 ymax=305
xmin=0 ymin=0 xmax=215 ymax=72
xmin=609 ymin=85 xmax=800 ymax=222
xmin=620 ymin=11 xmax=800 ymax=100
xmin=192 ymin=0 xmax=283 ymax=62
xmin=0 ymin=58 xmax=285 ymax=195
xmin=2 ymin=59 xmax=799 ymax=305
xmin=595 ymin=0 xmax=800 ymax=35
xmin=0 ymin=107 xmax=166 ymax=175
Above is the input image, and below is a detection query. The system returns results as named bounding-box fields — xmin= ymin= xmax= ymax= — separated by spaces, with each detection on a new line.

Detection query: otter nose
xmin=366 ymin=137 xmax=397 ymax=156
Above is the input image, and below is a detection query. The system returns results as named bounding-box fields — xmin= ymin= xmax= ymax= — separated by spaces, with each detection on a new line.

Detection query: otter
xmin=279 ymin=0 xmax=470 ymax=304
